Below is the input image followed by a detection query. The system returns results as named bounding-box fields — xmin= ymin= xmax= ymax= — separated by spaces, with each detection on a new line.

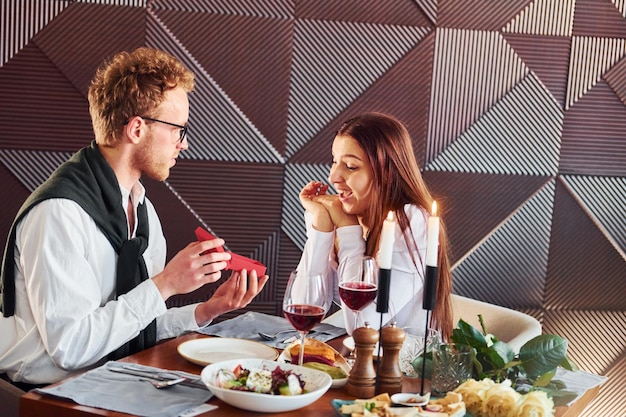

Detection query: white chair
xmin=0 ymin=376 xmax=24 ymax=417
xmin=451 ymin=294 xmax=542 ymax=352
xmin=323 ymin=294 xmax=542 ymax=353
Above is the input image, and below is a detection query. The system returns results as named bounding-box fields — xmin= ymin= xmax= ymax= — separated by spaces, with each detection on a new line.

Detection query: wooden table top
xmin=20 ymin=332 xmax=600 ymax=417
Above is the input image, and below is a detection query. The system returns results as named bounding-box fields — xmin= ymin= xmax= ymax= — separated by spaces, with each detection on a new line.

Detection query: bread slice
xmin=422 ymin=392 xmax=466 ymax=417
xmin=288 ymin=339 xmax=336 ymax=363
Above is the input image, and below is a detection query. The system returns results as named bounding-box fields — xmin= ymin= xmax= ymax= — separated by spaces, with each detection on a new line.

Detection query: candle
xmin=425 ymin=201 xmax=439 ymax=267
xmin=377 ymin=211 xmax=395 ymax=314
xmin=379 ymin=211 xmax=395 ymax=269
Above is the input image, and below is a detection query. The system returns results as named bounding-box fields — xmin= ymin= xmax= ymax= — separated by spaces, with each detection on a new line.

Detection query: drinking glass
xmin=400 ymin=326 xmax=440 ymax=377
xmin=338 ymin=256 xmax=378 ymax=330
xmin=282 ymin=270 xmax=330 ymax=366
xmin=431 ymin=343 xmax=473 ymax=396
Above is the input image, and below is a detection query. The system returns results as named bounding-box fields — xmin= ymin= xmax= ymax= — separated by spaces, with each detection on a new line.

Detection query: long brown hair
xmin=336 ymin=112 xmax=453 ymax=340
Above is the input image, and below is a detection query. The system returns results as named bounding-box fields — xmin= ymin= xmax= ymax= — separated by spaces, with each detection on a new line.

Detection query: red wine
xmin=283 ymin=304 xmax=325 ymax=332
xmin=339 ymin=282 xmax=377 ymax=311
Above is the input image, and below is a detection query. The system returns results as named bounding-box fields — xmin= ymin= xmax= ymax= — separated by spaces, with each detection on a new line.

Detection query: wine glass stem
xmin=298 ymin=331 xmax=307 ymax=366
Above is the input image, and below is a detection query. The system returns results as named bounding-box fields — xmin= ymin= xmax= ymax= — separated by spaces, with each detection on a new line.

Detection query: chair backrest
xmin=0 ymin=376 xmax=24 ymax=417
xmin=451 ymin=294 xmax=542 ymax=352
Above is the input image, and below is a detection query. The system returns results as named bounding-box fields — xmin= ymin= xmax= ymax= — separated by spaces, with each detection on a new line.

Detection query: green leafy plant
xmin=450 ymin=316 xmax=579 ymax=404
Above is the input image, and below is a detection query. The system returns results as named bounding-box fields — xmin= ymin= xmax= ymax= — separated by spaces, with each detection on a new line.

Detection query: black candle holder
xmin=375 ymin=267 xmax=392 ymax=389
xmin=420 ymin=265 xmax=438 ymax=395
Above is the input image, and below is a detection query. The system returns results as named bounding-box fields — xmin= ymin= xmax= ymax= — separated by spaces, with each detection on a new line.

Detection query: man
xmin=0 ymin=47 xmax=269 ymax=387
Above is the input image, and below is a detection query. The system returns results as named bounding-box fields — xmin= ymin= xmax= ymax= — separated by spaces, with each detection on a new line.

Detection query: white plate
xmin=391 ymin=392 xmax=430 ymax=406
xmin=342 ymin=336 xmax=382 ymax=356
xmin=201 ymin=358 xmax=332 ymax=413
xmin=278 ymin=340 xmax=351 ymax=388
xmin=177 ymin=337 xmax=278 ymax=366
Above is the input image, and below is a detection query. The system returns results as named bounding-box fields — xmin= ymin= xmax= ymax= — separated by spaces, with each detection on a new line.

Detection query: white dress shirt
xmin=0 ymin=183 xmax=202 ymax=384
xmin=297 ymin=204 xmax=431 ymax=335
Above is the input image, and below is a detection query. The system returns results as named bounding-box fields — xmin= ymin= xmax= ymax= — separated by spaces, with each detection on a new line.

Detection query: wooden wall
xmin=0 ymin=1 xmax=624 ymax=415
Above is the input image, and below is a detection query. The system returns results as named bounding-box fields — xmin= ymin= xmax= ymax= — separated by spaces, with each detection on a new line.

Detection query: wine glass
xmin=338 ymin=256 xmax=378 ymax=332
xmin=282 ymin=270 xmax=330 ymax=366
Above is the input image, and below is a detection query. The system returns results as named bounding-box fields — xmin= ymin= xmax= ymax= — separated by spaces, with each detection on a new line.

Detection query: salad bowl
xmin=201 ymin=358 xmax=332 ymax=412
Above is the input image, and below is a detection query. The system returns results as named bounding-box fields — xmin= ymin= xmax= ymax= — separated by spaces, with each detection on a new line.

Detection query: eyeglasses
xmin=137 ymin=116 xmax=188 ymax=143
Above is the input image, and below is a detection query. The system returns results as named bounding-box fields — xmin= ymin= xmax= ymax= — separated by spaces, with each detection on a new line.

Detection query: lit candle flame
xmin=432 ymin=201 xmax=437 ymax=216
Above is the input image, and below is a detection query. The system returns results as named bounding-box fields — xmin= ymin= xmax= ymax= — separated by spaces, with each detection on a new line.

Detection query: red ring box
xmin=194 ymin=227 xmax=267 ymax=276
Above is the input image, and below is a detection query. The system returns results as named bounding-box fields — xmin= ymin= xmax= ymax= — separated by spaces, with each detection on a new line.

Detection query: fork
xmin=142 ymin=377 xmax=186 ymax=389
xmin=257 ymin=329 xmax=322 ymax=341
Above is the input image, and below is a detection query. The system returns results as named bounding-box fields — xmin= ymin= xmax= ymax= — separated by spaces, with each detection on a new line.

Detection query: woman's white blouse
xmin=297 ymin=204 xmax=431 ymax=335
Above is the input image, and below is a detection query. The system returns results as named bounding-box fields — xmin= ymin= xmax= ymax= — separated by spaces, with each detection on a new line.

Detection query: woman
xmin=296 ymin=112 xmax=453 ymax=340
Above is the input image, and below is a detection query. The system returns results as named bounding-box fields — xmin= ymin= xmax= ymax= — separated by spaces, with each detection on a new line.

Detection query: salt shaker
xmin=345 ymin=322 xmax=379 ymax=398
xmin=376 ymin=322 xmax=405 ymax=395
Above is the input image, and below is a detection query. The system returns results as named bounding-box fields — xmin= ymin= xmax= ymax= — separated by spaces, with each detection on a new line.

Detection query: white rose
xmin=482 ymin=379 xmax=521 ymax=417
xmin=454 ymin=378 xmax=494 ymax=416
xmin=514 ymin=390 xmax=555 ymax=417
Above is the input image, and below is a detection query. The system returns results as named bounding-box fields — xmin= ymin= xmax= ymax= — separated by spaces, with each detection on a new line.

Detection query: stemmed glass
xmin=338 ymin=256 xmax=378 ymax=331
xmin=282 ymin=270 xmax=330 ymax=366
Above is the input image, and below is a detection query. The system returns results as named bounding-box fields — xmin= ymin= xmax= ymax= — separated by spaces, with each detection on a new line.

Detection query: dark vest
xmin=0 ymin=141 xmax=156 ymax=359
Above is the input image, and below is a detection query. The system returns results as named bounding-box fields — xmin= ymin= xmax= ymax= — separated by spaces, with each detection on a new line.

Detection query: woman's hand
xmin=313 ymin=194 xmax=358 ymax=228
xmin=299 ymin=181 xmax=334 ymax=232
xmin=194 ymin=269 xmax=269 ymax=325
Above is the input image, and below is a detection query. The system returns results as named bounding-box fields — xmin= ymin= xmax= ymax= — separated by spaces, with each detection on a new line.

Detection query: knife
xmin=108 ymin=365 xmax=208 ymax=390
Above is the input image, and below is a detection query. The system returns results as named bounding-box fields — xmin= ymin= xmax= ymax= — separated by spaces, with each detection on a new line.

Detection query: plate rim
xmin=177 ymin=337 xmax=279 ymax=365
xmin=390 ymin=392 xmax=429 ymax=406
xmin=278 ymin=340 xmax=350 ymax=388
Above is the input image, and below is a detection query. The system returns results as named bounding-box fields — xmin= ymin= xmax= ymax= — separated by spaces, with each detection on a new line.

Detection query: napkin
xmin=36 ymin=361 xmax=213 ymax=417
xmin=198 ymin=311 xmax=347 ymax=348
xmin=554 ymin=368 xmax=607 ymax=406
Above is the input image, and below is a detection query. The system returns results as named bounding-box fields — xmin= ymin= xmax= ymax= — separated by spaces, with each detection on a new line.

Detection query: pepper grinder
xmin=345 ymin=322 xmax=379 ymax=398
xmin=376 ymin=322 xmax=405 ymax=395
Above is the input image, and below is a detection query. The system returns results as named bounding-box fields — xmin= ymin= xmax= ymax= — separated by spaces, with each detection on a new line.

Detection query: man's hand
xmin=151 ymin=238 xmax=232 ymax=300
xmin=194 ymin=269 xmax=269 ymax=325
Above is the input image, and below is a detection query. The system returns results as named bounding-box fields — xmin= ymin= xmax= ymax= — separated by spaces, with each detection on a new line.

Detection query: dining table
xmin=19 ymin=332 xmax=600 ymax=417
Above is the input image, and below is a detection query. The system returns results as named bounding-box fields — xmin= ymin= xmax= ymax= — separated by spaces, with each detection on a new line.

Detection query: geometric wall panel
xmin=1 ymin=2 xmax=624 ymax=414
xmin=502 ymin=0 xmax=575 ymax=37
xmin=560 ymin=80 xmax=626 ymax=176
xmin=426 ymin=73 xmax=562 ymax=175
xmin=295 ymin=0 xmax=433 ymax=26
xmin=281 ymin=163 xmax=332 ymax=250
xmin=153 ymin=7 xmax=293 ymax=157
xmin=452 ymin=180 xmax=555 ymax=309
xmin=0 ymin=43 xmax=93 ymax=151
xmin=542 ymin=309 xmax=626 ymax=376
xmin=145 ymin=13 xmax=285 ymax=164
xmin=579 ymin=352 xmax=626 ymax=417
xmin=502 ymin=34 xmax=572 ymax=109
xmin=290 ymin=32 xmax=436 ymax=166
xmin=1 ymin=0 xmax=71 ymax=65
xmin=571 ymin=0 xmax=626 ymax=38
xmin=164 ymin=159 xmax=285 ymax=256
xmin=286 ymin=19 xmax=430 ymax=157
xmin=545 ymin=178 xmax=626 ymax=311
xmin=0 ymin=149 xmax=71 ymax=191
xmin=561 ymin=175 xmax=626 ymax=253
xmin=438 ymin=0 xmax=536 ymax=31
xmin=422 ymin=171 xmax=551 ymax=262
xmin=566 ymin=36 xmax=626 ymax=109
xmin=33 ymin=2 xmax=146 ymax=96
xmin=427 ymin=29 xmax=529 ymax=159
xmin=605 ymin=55 xmax=626 ymax=105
